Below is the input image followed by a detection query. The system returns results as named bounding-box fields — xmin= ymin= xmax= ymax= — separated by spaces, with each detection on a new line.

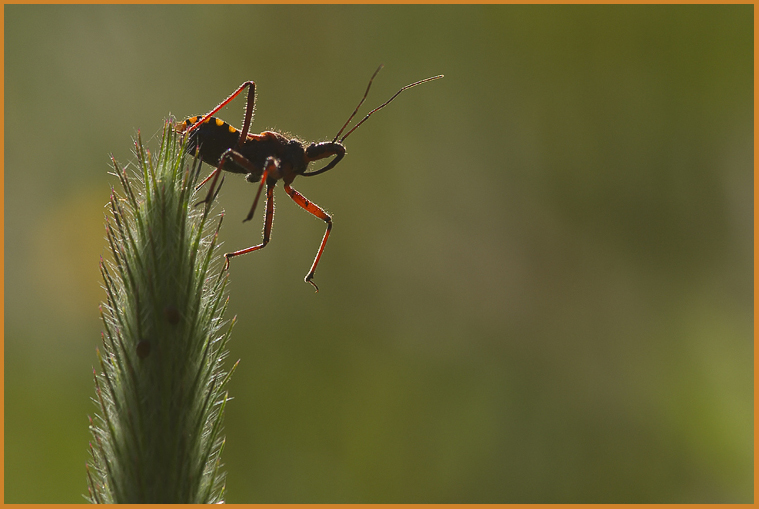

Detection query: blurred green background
xmin=4 ymin=4 xmax=753 ymax=503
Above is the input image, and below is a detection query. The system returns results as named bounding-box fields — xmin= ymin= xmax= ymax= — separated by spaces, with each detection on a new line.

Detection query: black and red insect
xmin=177 ymin=65 xmax=443 ymax=291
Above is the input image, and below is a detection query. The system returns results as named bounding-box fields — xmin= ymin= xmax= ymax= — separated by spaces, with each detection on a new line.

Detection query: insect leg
xmin=193 ymin=151 xmax=240 ymax=207
xmin=223 ymin=181 xmax=275 ymax=271
xmin=196 ymin=168 xmax=220 ymax=191
xmin=213 ymin=151 xmax=276 ymax=223
xmin=194 ymin=148 xmax=267 ymax=209
xmin=184 ymin=81 xmax=257 ymax=146
xmin=194 ymin=167 xmax=222 ymax=207
xmin=243 ymin=157 xmax=277 ymax=223
xmin=283 ymin=184 xmax=332 ymax=292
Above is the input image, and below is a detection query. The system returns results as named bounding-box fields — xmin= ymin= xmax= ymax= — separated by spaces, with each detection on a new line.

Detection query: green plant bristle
xmin=87 ymin=120 xmax=235 ymax=503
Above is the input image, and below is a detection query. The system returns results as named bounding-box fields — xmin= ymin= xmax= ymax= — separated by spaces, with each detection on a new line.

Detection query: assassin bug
xmin=177 ymin=65 xmax=443 ymax=291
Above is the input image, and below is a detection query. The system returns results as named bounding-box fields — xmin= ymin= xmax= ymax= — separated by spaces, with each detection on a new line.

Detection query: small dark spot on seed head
xmin=164 ymin=305 xmax=180 ymax=325
xmin=136 ymin=340 xmax=151 ymax=359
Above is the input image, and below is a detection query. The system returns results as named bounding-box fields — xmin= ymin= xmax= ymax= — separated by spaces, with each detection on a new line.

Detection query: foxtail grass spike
xmin=87 ymin=120 xmax=234 ymax=503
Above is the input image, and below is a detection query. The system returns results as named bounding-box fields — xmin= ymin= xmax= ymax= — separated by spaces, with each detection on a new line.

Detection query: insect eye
xmin=305 ymin=142 xmax=335 ymax=161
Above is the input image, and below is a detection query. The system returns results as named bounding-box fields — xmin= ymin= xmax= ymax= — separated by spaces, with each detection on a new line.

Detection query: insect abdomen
xmin=181 ymin=116 xmax=245 ymax=171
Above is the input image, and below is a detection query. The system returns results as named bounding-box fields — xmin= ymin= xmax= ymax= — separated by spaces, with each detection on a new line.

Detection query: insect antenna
xmin=332 ymin=64 xmax=384 ymax=143
xmin=335 ymin=70 xmax=444 ymax=144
